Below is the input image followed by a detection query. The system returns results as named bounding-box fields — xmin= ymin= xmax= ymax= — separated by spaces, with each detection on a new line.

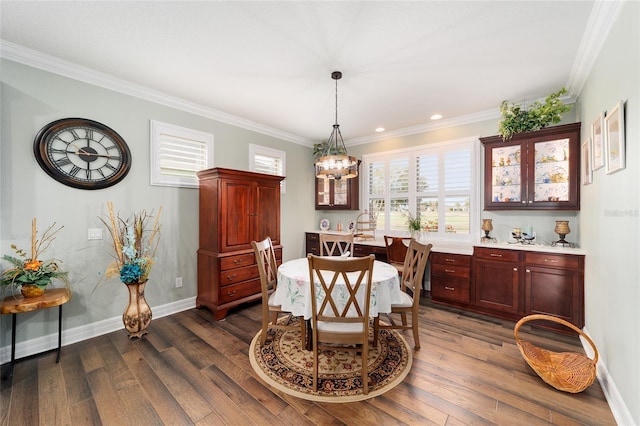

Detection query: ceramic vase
xmin=123 ymin=281 xmax=152 ymax=338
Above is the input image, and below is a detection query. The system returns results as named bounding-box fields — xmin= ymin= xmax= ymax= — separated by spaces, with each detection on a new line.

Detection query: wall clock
xmin=33 ymin=118 xmax=132 ymax=190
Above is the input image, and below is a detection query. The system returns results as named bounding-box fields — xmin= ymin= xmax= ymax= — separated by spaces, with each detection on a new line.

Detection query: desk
xmin=275 ymin=257 xmax=402 ymax=320
xmin=1 ymin=288 xmax=71 ymax=376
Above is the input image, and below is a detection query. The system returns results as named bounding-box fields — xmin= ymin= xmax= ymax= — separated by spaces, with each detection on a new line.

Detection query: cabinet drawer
xmin=524 ymin=252 xmax=580 ymax=269
xmin=219 ymin=265 xmax=258 ymax=286
xmin=219 ymin=278 xmax=261 ymax=304
xmin=432 ymin=263 xmax=470 ymax=279
xmin=431 ymin=278 xmax=470 ymax=303
xmin=431 ymin=252 xmax=471 ymax=267
xmin=220 ymin=253 xmax=256 ymax=270
xmin=474 ymin=247 xmax=519 ymax=262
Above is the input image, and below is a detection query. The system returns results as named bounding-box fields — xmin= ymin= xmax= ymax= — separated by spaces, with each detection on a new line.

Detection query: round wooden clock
xmin=33 ymin=118 xmax=132 ymax=190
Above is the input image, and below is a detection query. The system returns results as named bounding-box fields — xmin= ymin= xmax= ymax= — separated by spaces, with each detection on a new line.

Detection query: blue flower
xmin=120 ymin=263 xmax=143 ymax=283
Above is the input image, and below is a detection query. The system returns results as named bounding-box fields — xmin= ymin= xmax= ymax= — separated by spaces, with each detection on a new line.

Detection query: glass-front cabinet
xmin=480 ymin=122 xmax=581 ymax=210
xmin=315 ymin=176 xmax=359 ymax=210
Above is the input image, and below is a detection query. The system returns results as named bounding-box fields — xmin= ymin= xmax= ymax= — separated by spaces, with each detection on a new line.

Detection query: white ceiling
xmin=1 ymin=1 xmax=609 ymax=146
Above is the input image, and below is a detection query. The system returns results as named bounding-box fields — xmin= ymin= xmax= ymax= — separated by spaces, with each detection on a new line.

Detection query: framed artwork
xmin=581 ymin=137 xmax=593 ymax=185
xmin=591 ymin=112 xmax=605 ymax=170
xmin=605 ymin=101 xmax=626 ymax=174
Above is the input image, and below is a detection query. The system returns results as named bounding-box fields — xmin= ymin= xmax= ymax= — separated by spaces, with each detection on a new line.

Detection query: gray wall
xmin=576 ymin=1 xmax=639 ymax=422
xmin=0 ymin=59 xmax=316 ymax=343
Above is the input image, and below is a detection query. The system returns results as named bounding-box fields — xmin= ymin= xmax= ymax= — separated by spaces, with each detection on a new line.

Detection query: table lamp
xmin=481 ymin=219 xmax=496 ymax=243
xmin=551 ymin=220 xmax=574 ymax=247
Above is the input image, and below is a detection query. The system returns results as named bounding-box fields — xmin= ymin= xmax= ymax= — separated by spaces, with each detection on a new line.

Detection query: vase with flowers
xmin=101 ymin=201 xmax=162 ymax=338
xmin=405 ymin=210 xmax=423 ymax=240
xmin=1 ymin=219 xmax=69 ymax=298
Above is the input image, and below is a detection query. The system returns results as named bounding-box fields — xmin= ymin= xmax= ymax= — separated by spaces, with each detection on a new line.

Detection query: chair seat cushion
xmin=390 ymin=291 xmax=413 ymax=308
xmin=316 ymin=321 xmax=364 ymax=333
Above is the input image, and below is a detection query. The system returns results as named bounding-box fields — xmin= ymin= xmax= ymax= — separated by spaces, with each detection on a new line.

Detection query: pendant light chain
xmin=314 ymin=70 xmax=358 ymax=180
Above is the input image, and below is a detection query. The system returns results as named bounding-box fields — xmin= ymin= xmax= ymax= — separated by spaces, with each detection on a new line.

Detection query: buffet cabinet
xmin=305 ymin=232 xmax=387 ymax=261
xmin=197 ymin=168 xmax=284 ymax=320
xmin=431 ymin=246 xmax=584 ymax=331
xmin=430 ymin=252 xmax=472 ymax=304
xmin=480 ymin=123 xmax=581 ymax=211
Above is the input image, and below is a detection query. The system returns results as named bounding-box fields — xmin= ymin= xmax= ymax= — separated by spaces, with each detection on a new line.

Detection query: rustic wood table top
xmin=1 ymin=288 xmax=71 ymax=314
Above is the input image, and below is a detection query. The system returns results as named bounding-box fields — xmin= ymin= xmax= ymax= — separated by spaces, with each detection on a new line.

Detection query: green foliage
xmin=498 ymin=88 xmax=572 ymax=140
xmin=313 ymin=140 xmax=347 ymax=159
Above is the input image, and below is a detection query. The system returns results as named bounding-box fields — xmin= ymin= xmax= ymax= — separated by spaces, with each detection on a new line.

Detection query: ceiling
xmin=1 ymin=1 xmax=604 ymax=146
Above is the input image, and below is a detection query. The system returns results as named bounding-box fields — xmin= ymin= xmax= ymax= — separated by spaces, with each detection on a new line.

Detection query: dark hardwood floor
xmin=1 ymin=296 xmax=616 ymax=425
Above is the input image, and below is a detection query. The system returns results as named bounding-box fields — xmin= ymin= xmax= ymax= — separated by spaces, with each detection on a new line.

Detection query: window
xmin=150 ymin=121 xmax=214 ymax=188
xmin=249 ymin=144 xmax=286 ymax=193
xmin=363 ymin=137 xmax=479 ymax=245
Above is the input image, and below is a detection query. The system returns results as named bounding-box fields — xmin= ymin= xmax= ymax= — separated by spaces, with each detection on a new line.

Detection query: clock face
xmin=34 ymin=118 xmax=132 ymax=190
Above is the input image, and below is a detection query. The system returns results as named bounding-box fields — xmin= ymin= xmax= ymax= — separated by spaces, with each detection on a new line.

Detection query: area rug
xmin=249 ymin=319 xmax=413 ymax=402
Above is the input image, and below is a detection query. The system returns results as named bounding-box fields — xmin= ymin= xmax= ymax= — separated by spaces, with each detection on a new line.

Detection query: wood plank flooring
xmin=1 ymin=296 xmax=616 ymax=425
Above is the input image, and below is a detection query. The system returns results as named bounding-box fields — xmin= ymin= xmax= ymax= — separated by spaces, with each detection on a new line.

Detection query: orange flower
xmin=24 ymin=260 xmax=42 ymax=271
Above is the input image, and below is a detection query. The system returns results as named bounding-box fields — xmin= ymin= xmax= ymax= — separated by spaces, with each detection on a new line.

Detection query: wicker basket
xmin=514 ymin=314 xmax=598 ymax=393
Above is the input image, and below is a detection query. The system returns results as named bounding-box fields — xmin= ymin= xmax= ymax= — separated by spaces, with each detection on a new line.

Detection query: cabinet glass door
xmin=490 ymin=145 xmax=522 ymax=204
xmin=533 ymin=138 xmax=570 ymax=202
xmin=333 ymin=179 xmax=348 ymax=206
xmin=316 ymin=178 xmax=330 ymax=206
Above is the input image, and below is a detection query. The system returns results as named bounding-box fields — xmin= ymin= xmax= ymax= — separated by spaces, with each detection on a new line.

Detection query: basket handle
xmin=514 ymin=314 xmax=599 ymax=365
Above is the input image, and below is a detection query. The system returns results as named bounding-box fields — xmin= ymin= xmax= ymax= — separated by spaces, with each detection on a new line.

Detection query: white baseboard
xmin=0 ymin=296 xmax=196 ymax=364
xmin=582 ymin=326 xmax=634 ymax=425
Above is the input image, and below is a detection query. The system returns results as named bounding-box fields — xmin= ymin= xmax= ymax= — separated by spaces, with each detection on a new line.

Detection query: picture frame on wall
xmin=605 ymin=101 xmax=626 ymax=174
xmin=582 ymin=137 xmax=593 ymax=185
xmin=591 ymin=112 xmax=605 ymax=170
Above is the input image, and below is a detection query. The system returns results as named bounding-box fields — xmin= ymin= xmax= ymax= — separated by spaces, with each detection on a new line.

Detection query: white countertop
xmin=308 ymin=230 xmax=586 ymax=256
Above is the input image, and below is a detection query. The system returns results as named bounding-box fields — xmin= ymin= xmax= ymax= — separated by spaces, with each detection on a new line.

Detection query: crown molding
xmin=0 ymin=40 xmax=311 ymax=146
xmin=566 ymin=0 xmax=625 ymax=95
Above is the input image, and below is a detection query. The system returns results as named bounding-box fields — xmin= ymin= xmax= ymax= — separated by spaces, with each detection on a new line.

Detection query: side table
xmin=1 ymin=288 xmax=71 ymax=377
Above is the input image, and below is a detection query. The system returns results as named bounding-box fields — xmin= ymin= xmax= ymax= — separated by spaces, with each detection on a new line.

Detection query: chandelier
xmin=314 ymin=71 xmax=359 ymax=180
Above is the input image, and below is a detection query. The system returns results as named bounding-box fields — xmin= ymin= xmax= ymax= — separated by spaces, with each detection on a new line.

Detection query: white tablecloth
xmin=275 ymin=257 xmax=402 ymax=320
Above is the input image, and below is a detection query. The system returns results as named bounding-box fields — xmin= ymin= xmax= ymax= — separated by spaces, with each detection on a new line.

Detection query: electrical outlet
xmin=175 ymin=277 xmax=183 ymax=288
xmin=88 ymin=228 xmax=103 ymax=240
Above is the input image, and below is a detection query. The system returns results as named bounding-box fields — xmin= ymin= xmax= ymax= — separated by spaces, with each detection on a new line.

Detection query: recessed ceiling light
xmin=430 ymin=114 xmax=443 ymax=120
xmin=375 ymin=127 xmax=385 ymax=132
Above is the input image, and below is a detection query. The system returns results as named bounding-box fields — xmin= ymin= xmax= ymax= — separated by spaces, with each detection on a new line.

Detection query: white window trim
xmin=362 ymin=136 xmax=481 ymax=248
xmin=249 ymin=144 xmax=286 ymax=193
xmin=150 ymin=120 xmax=214 ymax=188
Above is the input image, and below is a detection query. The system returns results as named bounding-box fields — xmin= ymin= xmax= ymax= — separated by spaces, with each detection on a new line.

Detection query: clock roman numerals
xmin=35 ymin=118 xmax=131 ymax=189
xmin=54 ymin=157 xmax=72 ymax=167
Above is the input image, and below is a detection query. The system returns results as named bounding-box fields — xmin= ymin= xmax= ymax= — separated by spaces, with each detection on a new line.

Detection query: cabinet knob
xmin=444 ymin=258 xmax=455 ymax=263
xmin=233 ymin=259 xmax=244 ymax=264
xmin=544 ymin=259 xmax=559 ymax=263
xmin=226 ymin=274 xmax=237 ymax=281
xmin=526 ymin=269 xmax=531 ymax=273
xmin=513 ymin=268 xmax=518 ymax=272
xmin=490 ymin=253 xmax=503 ymax=257
xmin=444 ymin=286 xmax=455 ymax=291
xmin=445 ymin=269 xmax=455 ymax=273
xmin=226 ymin=290 xmax=237 ymax=296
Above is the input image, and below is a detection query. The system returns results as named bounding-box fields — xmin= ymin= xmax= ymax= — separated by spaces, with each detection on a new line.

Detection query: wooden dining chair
xmin=319 ymin=233 xmax=354 ymax=257
xmin=252 ymin=237 xmax=303 ymax=345
xmin=374 ymin=240 xmax=432 ymax=349
xmin=384 ymin=235 xmax=412 ymax=276
xmin=307 ymin=254 xmax=375 ymax=394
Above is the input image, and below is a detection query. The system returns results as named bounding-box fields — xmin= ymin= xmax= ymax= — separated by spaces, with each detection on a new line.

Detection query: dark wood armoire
xmin=196 ymin=167 xmax=284 ymax=320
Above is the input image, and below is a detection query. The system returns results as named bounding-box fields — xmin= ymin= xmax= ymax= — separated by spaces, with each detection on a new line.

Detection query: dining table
xmin=274 ymin=256 xmax=403 ymax=348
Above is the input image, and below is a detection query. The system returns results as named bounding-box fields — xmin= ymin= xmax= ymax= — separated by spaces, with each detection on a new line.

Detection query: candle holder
xmin=481 ymin=219 xmax=496 ymax=243
xmin=551 ymin=220 xmax=575 ymax=247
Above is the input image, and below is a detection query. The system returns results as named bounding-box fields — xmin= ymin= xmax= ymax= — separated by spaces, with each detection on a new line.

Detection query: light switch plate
xmin=88 ymin=228 xmax=103 ymax=240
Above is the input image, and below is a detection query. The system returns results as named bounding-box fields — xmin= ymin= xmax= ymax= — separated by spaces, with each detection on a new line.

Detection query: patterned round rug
xmin=249 ymin=319 xmax=413 ymax=402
